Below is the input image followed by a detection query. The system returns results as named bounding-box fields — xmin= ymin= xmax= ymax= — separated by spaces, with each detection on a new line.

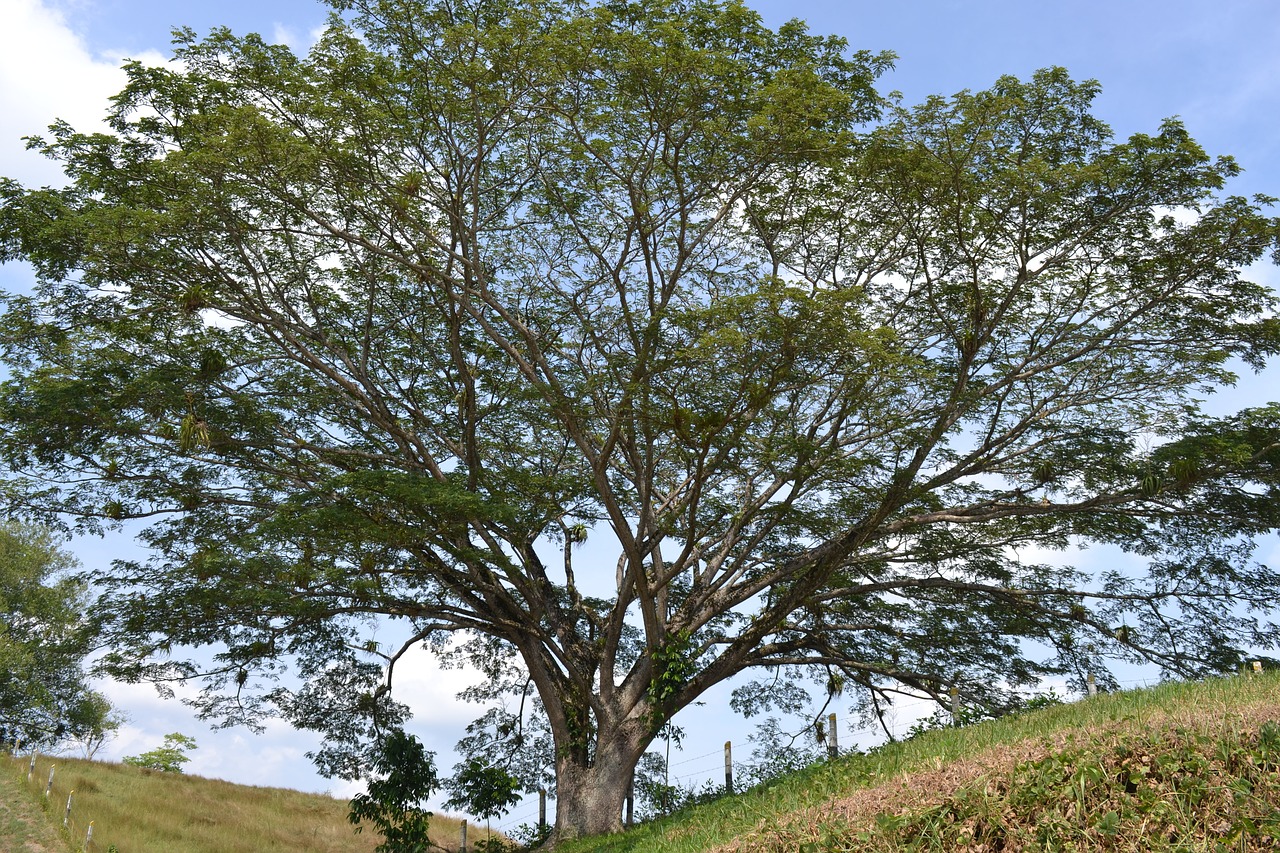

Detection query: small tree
xmin=123 ymin=732 xmax=197 ymax=773
xmin=65 ymin=692 xmax=126 ymax=759
xmin=348 ymin=730 xmax=438 ymax=853
xmin=444 ymin=758 xmax=522 ymax=846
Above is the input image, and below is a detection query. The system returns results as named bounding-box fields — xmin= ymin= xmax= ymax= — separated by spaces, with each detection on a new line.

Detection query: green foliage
xmin=647 ymin=630 xmax=700 ymax=730
xmin=348 ymin=730 xmax=438 ymax=853
xmin=1 ymin=0 xmax=1278 ymax=840
xmin=123 ymin=732 xmax=197 ymax=773
xmin=508 ymin=821 xmax=553 ymax=850
xmin=1022 ymin=688 xmax=1067 ymax=713
xmin=445 ymin=758 xmax=522 ymax=825
xmin=0 ymin=522 xmax=114 ymax=752
xmin=450 ymin=702 xmax=557 ymax=803
xmin=901 ymin=688 xmax=1063 ymax=740
xmin=738 ymin=716 xmax=830 ymax=791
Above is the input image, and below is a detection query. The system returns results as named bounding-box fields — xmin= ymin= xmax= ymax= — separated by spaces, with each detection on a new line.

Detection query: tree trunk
xmin=548 ymin=733 xmax=642 ymax=844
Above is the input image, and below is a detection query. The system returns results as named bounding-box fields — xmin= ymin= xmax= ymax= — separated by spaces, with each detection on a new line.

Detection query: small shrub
xmin=348 ymin=730 xmax=439 ymax=853
xmin=122 ymin=732 xmax=196 ymax=773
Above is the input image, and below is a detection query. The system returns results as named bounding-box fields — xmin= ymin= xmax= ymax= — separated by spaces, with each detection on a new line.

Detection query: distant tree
xmin=348 ymin=730 xmax=438 ymax=853
xmin=1 ymin=0 xmax=1279 ymax=842
xmin=0 ymin=521 xmax=115 ymax=752
xmin=123 ymin=731 xmax=197 ymax=773
xmin=64 ymin=691 xmax=126 ymax=759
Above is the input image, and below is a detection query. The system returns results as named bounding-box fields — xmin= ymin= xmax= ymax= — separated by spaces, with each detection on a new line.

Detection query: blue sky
xmin=2 ymin=0 xmax=1279 ymax=825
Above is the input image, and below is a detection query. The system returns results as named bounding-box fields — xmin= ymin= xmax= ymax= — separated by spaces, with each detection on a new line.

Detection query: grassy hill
xmin=1 ymin=751 xmax=480 ymax=853
xmin=558 ymin=671 xmax=1280 ymax=852
xmin=6 ymin=673 xmax=1280 ymax=851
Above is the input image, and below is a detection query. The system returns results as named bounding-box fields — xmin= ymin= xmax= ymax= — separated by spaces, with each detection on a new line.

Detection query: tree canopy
xmin=1 ymin=0 xmax=1279 ymax=840
xmin=0 ymin=521 xmax=114 ymax=752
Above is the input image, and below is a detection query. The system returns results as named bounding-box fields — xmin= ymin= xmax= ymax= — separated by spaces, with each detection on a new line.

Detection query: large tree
xmin=2 ymin=0 xmax=1279 ymax=839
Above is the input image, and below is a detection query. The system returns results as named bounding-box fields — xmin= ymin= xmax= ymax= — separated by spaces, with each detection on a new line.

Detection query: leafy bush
xmin=122 ymin=732 xmax=196 ymax=773
xmin=348 ymin=730 xmax=438 ymax=852
xmin=508 ymin=820 xmax=553 ymax=849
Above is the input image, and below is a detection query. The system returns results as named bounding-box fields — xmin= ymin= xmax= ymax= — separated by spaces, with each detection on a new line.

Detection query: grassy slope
xmin=0 ymin=763 xmax=68 ymax=853
xmin=2 ymin=753 xmax=478 ymax=853
xmin=558 ymin=672 xmax=1280 ymax=852
xmin=5 ymin=675 xmax=1277 ymax=852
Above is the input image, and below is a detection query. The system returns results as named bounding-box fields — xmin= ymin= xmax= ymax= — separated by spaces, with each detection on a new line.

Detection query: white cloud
xmin=93 ymin=676 xmax=344 ymax=792
xmin=82 ymin=641 xmax=495 ymax=796
xmin=0 ymin=0 xmax=167 ymax=187
xmin=270 ymin=22 xmax=326 ymax=54
xmin=392 ymin=644 xmax=491 ymax=729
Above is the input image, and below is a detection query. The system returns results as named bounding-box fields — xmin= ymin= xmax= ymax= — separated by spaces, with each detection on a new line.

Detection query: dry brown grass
xmin=4 ymin=752 xmax=482 ymax=853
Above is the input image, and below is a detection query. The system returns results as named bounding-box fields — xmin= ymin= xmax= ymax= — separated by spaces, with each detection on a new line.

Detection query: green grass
xmin=556 ymin=672 xmax=1280 ymax=852
xmin=1 ymin=761 xmax=69 ymax=852
xmin=6 ymin=675 xmax=1277 ymax=852
xmin=2 ymin=752 xmax=478 ymax=853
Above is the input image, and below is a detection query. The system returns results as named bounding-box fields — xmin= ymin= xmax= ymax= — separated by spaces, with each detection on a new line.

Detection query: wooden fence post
xmin=827 ymin=712 xmax=838 ymax=758
xmin=539 ymin=788 xmax=546 ymax=835
xmin=950 ymin=686 xmax=960 ymax=727
xmin=1087 ymin=672 xmax=1097 ymax=697
xmin=460 ymin=819 xmax=467 ymax=853
xmin=724 ymin=741 xmax=734 ymax=795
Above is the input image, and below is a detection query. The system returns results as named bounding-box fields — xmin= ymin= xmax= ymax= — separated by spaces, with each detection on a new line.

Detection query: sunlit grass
xmin=3 ymin=752 xmax=477 ymax=852
xmin=556 ymin=671 xmax=1280 ymax=852
xmin=7 ymin=674 xmax=1277 ymax=852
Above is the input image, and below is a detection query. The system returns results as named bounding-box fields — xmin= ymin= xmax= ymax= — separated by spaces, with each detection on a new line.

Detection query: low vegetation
xmin=2 ymin=752 xmax=476 ymax=852
xmin=557 ymin=672 xmax=1280 ymax=852
xmin=4 ymin=673 xmax=1279 ymax=851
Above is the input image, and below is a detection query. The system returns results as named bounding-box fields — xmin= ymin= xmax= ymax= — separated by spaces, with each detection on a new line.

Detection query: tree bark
xmin=548 ymin=726 xmax=645 ymax=844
